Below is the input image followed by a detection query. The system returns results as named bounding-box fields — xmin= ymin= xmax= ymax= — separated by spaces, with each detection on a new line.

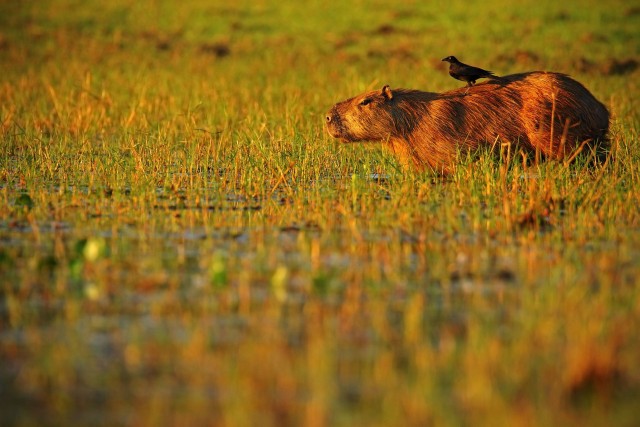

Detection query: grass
xmin=1 ymin=0 xmax=640 ymax=426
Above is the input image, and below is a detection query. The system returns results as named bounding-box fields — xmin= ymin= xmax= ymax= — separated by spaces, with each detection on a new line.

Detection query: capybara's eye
xmin=360 ymin=98 xmax=372 ymax=106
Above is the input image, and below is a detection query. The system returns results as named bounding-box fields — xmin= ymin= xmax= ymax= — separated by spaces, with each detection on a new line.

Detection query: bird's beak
xmin=441 ymin=57 xmax=447 ymax=61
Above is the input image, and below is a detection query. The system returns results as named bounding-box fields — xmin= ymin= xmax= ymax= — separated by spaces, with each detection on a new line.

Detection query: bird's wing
xmin=457 ymin=65 xmax=494 ymax=77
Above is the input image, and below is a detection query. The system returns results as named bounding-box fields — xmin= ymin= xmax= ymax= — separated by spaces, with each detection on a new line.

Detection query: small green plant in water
xmin=13 ymin=194 xmax=34 ymax=212
xmin=209 ymin=251 xmax=228 ymax=288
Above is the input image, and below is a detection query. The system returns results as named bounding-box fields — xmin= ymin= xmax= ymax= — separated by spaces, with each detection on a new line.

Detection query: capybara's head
xmin=325 ymin=85 xmax=397 ymax=143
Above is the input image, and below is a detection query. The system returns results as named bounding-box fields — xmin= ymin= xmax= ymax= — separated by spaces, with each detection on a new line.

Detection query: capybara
xmin=325 ymin=72 xmax=610 ymax=174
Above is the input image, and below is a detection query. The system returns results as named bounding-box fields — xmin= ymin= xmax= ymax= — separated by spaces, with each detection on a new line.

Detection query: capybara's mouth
xmin=325 ymin=108 xmax=352 ymax=142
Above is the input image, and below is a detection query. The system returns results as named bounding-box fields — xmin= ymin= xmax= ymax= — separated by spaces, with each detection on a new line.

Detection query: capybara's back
xmin=326 ymin=72 xmax=610 ymax=173
xmin=513 ymin=72 xmax=609 ymax=159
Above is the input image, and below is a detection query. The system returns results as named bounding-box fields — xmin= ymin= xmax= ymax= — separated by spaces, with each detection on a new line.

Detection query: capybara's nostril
xmin=326 ymin=115 xmax=332 ymax=123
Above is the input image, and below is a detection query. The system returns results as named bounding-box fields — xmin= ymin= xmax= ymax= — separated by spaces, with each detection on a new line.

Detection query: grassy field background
xmin=1 ymin=0 xmax=639 ymax=426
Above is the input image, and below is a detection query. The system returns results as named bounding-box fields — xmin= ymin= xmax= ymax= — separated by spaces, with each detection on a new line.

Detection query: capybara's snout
xmin=325 ymin=106 xmax=342 ymax=139
xmin=325 ymin=112 xmax=333 ymax=124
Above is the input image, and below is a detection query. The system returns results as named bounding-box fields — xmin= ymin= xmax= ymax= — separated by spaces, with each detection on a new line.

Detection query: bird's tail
xmin=488 ymin=75 xmax=508 ymax=83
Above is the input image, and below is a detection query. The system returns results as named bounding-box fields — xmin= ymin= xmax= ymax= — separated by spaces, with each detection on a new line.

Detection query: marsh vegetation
xmin=1 ymin=1 xmax=639 ymax=426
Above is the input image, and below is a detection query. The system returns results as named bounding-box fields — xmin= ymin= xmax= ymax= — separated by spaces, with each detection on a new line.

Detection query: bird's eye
xmin=360 ymin=98 xmax=372 ymax=106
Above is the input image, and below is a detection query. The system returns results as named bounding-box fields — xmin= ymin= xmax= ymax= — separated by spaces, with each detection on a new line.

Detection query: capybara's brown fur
xmin=325 ymin=72 xmax=610 ymax=173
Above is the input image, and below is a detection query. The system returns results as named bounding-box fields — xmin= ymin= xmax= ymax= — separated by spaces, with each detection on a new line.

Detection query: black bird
xmin=442 ymin=56 xmax=496 ymax=92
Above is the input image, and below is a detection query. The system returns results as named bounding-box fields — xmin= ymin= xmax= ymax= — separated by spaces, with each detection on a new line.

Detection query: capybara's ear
xmin=382 ymin=85 xmax=393 ymax=100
